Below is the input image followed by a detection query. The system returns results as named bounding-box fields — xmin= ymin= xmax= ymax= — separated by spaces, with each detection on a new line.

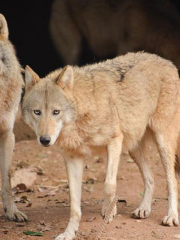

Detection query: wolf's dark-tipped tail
xmin=0 ymin=14 xmax=8 ymax=39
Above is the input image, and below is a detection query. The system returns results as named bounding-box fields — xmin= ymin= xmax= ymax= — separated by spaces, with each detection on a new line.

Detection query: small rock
xmin=115 ymin=226 xmax=122 ymax=229
xmin=86 ymin=216 xmax=96 ymax=222
xmin=174 ymin=234 xmax=180 ymax=239
xmin=81 ymin=231 xmax=89 ymax=236
xmin=126 ymin=159 xmax=134 ymax=163
xmin=11 ymin=168 xmax=37 ymax=188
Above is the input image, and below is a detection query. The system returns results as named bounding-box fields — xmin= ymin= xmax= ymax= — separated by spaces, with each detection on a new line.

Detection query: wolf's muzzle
xmin=40 ymin=135 xmax=51 ymax=146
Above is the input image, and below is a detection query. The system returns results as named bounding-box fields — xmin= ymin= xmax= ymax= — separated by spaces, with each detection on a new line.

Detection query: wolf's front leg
xmin=55 ymin=156 xmax=84 ymax=240
xmin=102 ymin=135 xmax=123 ymax=223
xmin=0 ymin=131 xmax=27 ymax=222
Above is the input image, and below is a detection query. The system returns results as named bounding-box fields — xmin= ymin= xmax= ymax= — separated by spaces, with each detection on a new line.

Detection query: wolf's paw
xmin=101 ymin=201 xmax=117 ymax=223
xmin=162 ymin=214 xmax=179 ymax=227
xmin=55 ymin=230 xmax=76 ymax=240
xmin=7 ymin=209 xmax=27 ymax=222
xmin=132 ymin=206 xmax=151 ymax=219
xmin=6 ymin=205 xmax=27 ymax=222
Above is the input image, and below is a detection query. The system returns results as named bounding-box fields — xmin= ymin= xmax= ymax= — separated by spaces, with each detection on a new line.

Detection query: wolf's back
xmin=82 ymin=52 xmax=175 ymax=82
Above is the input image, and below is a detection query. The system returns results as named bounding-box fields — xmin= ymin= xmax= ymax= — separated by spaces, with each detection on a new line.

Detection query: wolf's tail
xmin=0 ymin=14 xmax=8 ymax=39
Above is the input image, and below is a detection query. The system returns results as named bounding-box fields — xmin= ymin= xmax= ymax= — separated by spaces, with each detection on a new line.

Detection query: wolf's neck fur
xmin=57 ymin=78 xmax=98 ymax=150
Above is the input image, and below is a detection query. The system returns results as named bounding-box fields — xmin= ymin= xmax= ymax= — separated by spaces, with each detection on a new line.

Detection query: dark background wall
xmin=1 ymin=0 xmax=60 ymax=76
xmin=1 ymin=0 xmax=180 ymax=76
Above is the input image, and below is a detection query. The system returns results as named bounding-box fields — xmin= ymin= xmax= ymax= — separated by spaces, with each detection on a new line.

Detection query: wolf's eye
xmin=34 ymin=110 xmax=41 ymax=115
xmin=53 ymin=110 xmax=60 ymax=115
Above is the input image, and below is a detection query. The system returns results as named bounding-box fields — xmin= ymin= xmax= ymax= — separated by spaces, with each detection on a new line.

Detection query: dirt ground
xmin=0 ymin=122 xmax=180 ymax=240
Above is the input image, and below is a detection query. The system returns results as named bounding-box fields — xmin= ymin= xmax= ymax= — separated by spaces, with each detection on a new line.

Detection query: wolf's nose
xmin=40 ymin=135 xmax=51 ymax=146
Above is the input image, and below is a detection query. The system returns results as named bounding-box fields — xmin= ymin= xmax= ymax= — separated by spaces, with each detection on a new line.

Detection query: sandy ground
xmin=0 ymin=127 xmax=180 ymax=240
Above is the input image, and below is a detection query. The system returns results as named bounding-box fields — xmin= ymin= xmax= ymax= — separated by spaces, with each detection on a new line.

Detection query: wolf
xmin=22 ymin=52 xmax=180 ymax=240
xmin=50 ymin=0 xmax=180 ymax=69
xmin=0 ymin=14 xmax=27 ymax=222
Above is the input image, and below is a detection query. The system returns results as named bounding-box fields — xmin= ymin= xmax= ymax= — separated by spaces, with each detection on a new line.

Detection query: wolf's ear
xmin=56 ymin=65 xmax=74 ymax=91
xmin=25 ymin=65 xmax=40 ymax=90
xmin=0 ymin=14 xmax=9 ymax=39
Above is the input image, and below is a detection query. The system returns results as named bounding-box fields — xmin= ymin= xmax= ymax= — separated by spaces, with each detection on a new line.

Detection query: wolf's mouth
xmin=42 ymin=144 xmax=51 ymax=148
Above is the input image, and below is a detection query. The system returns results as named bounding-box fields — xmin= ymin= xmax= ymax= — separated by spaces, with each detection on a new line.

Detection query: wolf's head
xmin=22 ymin=65 xmax=76 ymax=147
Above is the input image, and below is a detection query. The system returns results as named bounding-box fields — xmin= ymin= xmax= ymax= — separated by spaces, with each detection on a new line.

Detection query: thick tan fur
xmin=0 ymin=14 xmax=27 ymax=222
xmin=50 ymin=0 xmax=180 ymax=69
xmin=22 ymin=52 xmax=180 ymax=240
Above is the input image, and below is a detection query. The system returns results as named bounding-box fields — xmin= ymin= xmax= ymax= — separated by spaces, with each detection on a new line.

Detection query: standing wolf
xmin=0 ymin=14 xmax=27 ymax=222
xmin=22 ymin=52 xmax=180 ymax=240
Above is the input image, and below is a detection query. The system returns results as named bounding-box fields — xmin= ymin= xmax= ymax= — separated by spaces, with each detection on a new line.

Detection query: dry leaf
xmin=12 ymin=183 xmax=28 ymax=194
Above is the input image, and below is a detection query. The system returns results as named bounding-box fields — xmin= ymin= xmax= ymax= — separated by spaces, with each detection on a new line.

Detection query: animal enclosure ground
xmin=0 ymin=140 xmax=180 ymax=240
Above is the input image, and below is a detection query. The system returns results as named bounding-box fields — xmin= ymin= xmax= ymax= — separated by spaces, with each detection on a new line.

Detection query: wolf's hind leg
xmin=0 ymin=131 xmax=27 ymax=222
xmin=55 ymin=157 xmax=84 ymax=240
xmin=129 ymin=136 xmax=154 ymax=219
xmin=102 ymin=135 xmax=123 ymax=223
xmin=155 ymin=132 xmax=179 ymax=226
